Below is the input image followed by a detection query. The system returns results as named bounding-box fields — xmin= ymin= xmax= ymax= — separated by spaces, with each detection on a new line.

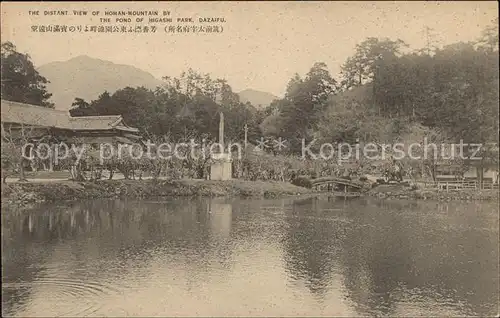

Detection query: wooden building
xmin=1 ymin=99 xmax=141 ymax=145
xmin=435 ymin=143 xmax=499 ymax=185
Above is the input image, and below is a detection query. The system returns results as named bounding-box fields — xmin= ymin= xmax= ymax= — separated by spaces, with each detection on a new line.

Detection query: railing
xmin=421 ymin=180 xmax=499 ymax=191
xmin=313 ymin=183 xmax=363 ymax=193
xmin=311 ymin=177 xmax=364 ymax=189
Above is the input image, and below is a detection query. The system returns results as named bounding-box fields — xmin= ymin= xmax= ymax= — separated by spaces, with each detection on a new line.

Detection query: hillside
xmin=330 ymin=83 xmax=373 ymax=103
xmin=37 ymin=55 xmax=163 ymax=110
xmin=238 ymin=89 xmax=279 ymax=109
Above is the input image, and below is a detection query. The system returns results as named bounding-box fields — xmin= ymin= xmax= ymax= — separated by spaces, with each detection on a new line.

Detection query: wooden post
xmin=48 ymin=149 xmax=54 ymax=172
xmin=219 ymin=112 xmax=224 ymax=152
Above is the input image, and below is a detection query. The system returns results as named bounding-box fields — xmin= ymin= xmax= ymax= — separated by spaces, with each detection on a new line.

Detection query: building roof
xmin=60 ymin=136 xmax=140 ymax=145
xmin=1 ymin=99 xmax=139 ymax=133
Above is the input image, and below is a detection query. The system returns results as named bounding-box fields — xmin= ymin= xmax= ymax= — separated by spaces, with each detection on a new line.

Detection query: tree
xmin=279 ymin=63 xmax=337 ymax=152
xmin=317 ymin=97 xmax=375 ymax=144
xmin=71 ymin=97 xmax=89 ymax=108
xmin=418 ymin=26 xmax=441 ymax=56
xmin=340 ymin=37 xmax=408 ymax=89
xmin=260 ymin=112 xmax=285 ymax=138
xmin=1 ymin=123 xmax=38 ymax=182
xmin=1 ymin=42 xmax=53 ymax=107
xmin=476 ymin=18 xmax=499 ymax=52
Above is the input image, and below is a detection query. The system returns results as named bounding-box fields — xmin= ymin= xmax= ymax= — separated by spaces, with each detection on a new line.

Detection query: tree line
xmin=262 ymin=20 xmax=498 ymax=153
xmin=69 ymin=70 xmax=263 ymax=144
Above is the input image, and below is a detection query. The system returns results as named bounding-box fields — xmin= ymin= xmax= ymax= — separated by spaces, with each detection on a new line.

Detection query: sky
xmin=1 ymin=1 xmax=498 ymax=97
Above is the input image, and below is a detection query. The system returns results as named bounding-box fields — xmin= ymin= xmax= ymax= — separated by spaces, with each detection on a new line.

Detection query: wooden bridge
xmin=311 ymin=177 xmax=365 ymax=192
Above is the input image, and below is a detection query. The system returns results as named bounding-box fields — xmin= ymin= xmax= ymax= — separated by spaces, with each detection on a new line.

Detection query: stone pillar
xmin=210 ymin=112 xmax=232 ymax=180
xmin=210 ymin=156 xmax=232 ymax=180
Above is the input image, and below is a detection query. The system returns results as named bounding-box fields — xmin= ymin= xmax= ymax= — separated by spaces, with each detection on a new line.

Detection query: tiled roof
xmin=60 ymin=136 xmax=140 ymax=145
xmin=1 ymin=99 xmax=139 ymax=132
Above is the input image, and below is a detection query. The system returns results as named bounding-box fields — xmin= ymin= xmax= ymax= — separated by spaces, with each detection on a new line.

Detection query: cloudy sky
xmin=1 ymin=1 xmax=497 ymax=96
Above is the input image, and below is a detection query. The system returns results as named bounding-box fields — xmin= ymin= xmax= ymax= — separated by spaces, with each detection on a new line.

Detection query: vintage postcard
xmin=1 ymin=1 xmax=498 ymax=317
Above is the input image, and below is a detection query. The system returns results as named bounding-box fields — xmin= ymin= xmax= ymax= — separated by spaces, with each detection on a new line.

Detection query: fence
xmin=421 ymin=180 xmax=499 ymax=191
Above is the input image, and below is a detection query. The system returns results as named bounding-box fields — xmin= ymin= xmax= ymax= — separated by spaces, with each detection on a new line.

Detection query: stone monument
xmin=210 ymin=112 xmax=232 ymax=180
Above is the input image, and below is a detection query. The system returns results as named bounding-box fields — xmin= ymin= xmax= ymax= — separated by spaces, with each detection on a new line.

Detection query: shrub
xmin=291 ymin=175 xmax=312 ymax=188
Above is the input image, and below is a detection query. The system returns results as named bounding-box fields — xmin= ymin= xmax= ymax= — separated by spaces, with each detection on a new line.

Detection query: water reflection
xmin=2 ymin=197 xmax=498 ymax=316
xmin=283 ymin=197 xmax=339 ymax=300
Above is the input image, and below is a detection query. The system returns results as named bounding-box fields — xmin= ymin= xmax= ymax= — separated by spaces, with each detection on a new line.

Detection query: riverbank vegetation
xmin=367 ymin=184 xmax=499 ymax=201
xmin=2 ymin=178 xmax=498 ymax=209
xmin=1 ymin=179 xmax=313 ymax=207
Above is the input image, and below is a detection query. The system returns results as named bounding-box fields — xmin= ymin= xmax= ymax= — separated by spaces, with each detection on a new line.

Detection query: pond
xmin=2 ymin=197 xmax=498 ymax=316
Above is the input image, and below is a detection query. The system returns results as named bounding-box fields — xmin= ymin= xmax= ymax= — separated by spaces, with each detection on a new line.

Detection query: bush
xmin=291 ymin=175 xmax=312 ymax=188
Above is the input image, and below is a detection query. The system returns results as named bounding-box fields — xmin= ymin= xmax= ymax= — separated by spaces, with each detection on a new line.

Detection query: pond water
xmin=2 ymin=196 xmax=498 ymax=316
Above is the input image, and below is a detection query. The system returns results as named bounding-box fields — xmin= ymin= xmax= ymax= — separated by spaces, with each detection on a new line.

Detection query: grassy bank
xmin=2 ymin=179 xmax=497 ymax=209
xmin=368 ymin=184 xmax=499 ymax=201
xmin=1 ymin=179 xmax=313 ymax=207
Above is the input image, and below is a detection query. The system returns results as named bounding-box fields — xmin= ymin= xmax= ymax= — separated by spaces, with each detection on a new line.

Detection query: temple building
xmin=1 ymin=99 xmax=141 ymax=145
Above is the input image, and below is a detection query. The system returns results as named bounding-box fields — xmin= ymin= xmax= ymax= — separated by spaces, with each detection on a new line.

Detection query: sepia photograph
xmin=1 ymin=1 xmax=499 ymax=317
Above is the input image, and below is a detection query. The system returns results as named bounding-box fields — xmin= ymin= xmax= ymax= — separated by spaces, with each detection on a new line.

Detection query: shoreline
xmin=1 ymin=179 xmax=314 ymax=209
xmin=367 ymin=184 xmax=499 ymax=201
xmin=1 ymin=179 xmax=498 ymax=209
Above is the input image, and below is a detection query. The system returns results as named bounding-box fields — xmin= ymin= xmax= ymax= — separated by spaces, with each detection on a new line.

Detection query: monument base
xmin=210 ymin=153 xmax=232 ymax=181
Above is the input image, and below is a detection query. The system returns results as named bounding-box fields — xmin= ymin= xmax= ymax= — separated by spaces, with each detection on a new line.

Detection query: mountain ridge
xmin=37 ymin=55 xmax=279 ymax=111
xmin=237 ymin=88 xmax=279 ymax=109
xmin=37 ymin=55 xmax=163 ymax=110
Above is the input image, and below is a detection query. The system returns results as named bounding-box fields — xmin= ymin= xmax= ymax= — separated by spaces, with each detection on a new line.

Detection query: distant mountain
xmin=238 ymin=89 xmax=279 ymax=109
xmin=37 ymin=55 xmax=163 ymax=110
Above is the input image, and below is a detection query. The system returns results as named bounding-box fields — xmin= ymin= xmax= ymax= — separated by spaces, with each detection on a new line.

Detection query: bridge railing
xmin=311 ymin=178 xmax=366 ymax=193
